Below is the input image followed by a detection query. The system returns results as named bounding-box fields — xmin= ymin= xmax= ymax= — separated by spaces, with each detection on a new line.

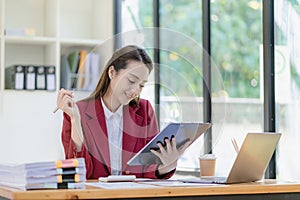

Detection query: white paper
xmin=86 ymin=181 xmax=159 ymax=189
xmin=99 ymin=175 xmax=136 ymax=182
xmin=138 ymin=180 xmax=219 ymax=187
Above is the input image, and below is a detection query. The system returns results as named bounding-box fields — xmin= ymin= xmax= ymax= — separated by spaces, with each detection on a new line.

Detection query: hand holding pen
xmin=54 ymin=88 xmax=84 ymax=151
xmin=53 ymin=88 xmax=76 ymax=117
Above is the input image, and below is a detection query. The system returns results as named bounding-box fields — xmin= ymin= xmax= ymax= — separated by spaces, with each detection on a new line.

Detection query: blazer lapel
xmin=83 ymin=100 xmax=146 ymax=174
xmin=84 ymin=99 xmax=111 ymax=174
xmin=122 ymin=105 xmax=144 ymax=170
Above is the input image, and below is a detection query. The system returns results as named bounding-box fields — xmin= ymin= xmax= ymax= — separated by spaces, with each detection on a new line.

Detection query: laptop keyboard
xmin=180 ymin=176 xmax=227 ymax=184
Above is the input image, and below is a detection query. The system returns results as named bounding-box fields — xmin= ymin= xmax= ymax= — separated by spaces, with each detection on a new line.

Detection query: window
xmin=275 ymin=0 xmax=300 ymax=180
xmin=210 ymin=0 xmax=263 ymax=176
xmin=120 ymin=0 xmax=295 ymax=178
xmin=158 ymin=0 xmax=206 ymax=172
xmin=121 ymin=0 xmax=155 ymax=106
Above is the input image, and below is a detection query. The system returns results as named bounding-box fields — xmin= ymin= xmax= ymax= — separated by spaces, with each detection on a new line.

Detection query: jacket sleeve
xmin=61 ymin=112 xmax=94 ymax=178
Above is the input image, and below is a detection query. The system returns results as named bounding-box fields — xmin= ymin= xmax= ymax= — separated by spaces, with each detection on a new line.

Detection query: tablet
xmin=127 ymin=122 xmax=212 ymax=166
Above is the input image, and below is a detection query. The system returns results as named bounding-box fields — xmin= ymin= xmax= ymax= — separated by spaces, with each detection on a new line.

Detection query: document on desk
xmin=86 ymin=179 xmax=220 ymax=189
xmin=138 ymin=179 xmax=220 ymax=187
xmin=86 ymin=182 xmax=159 ymax=189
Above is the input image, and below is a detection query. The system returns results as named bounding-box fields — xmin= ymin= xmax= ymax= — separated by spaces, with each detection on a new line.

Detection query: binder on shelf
xmin=67 ymin=51 xmax=80 ymax=73
xmin=25 ymin=65 xmax=36 ymax=90
xmin=81 ymin=53 xmax=91 ymax=91
xmin=77 ymin=50 xmax=87 ymax=90
xmin=46 ymin=66 xmax=56 ymax=91
xmin=67 ymin=51 xmax=80 ymax=89
xmin=60 ymin=55 xmax=71 ymax=90
xmin=88 ymin=53 xmax=101 ymax=91
xmin=60 ymin=51 xmax=100 ymax=91
xmin=36 ymin=66 xmax=46 ymax=90
xmin=5 ymin=28 xmax=36 ymax=37
xmin=5 ymin=65 xmax=25 ymax=90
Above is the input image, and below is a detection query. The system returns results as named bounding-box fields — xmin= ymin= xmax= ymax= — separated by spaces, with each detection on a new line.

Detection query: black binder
xmin=46 ymin=66 xmax=56 ymax=91
xmin=5 ymin=65 xmax=25 ymax=90
xmin=25 ymin=65 xmax=36 ymax=90
xmin=35 ymin=66 xmax=46 ymax=90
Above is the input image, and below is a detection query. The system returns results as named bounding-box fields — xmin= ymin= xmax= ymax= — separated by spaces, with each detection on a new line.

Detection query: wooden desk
xmin=1 ymin=180 xmax=300 ymax=200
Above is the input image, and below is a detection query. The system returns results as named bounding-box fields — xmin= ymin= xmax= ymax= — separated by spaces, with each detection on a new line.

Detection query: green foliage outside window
xmin=136 ymin=0 xmax=300 ymax=99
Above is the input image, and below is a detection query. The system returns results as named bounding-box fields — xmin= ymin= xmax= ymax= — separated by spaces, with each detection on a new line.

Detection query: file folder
xmin=36 ymin=66 xmax=46 ymax=90
xmin=60 ymin=55 xmax=71 ymax=90
xmin=77 ymin=50 xmax=87 ymax=89
xmin=46 ymin=66 xmax=56 ymax=91
xmin=81 ymin=53 xmax=91 ymax=91
xmin=68 ymin=51 xmax=79 ymax=89
xmin=5 ymin=65 xmax=25 ymax=90
xmin=25 ymin=65 xmax=36 ymax=90
xmin=88 ymin=53 xmax=100 ymax=91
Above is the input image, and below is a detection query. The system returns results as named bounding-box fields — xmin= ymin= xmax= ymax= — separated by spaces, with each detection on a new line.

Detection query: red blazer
xmin=61 ymin=98 xmax=174 ymax=179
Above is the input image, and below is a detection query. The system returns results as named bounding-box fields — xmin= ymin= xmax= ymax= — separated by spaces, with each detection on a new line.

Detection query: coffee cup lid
xmin=199 ymin=154 xmax=216 ymax=160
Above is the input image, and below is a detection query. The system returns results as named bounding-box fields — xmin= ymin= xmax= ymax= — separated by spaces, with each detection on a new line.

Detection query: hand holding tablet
xmin=127 ymin=122 xmax=212 ymax=166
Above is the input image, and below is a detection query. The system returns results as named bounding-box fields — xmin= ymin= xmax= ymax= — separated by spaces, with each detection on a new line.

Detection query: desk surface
xmin=1 ymin=179 xmax=300 ymax=200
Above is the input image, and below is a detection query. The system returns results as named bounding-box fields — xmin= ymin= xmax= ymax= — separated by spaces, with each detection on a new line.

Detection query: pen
xmin=53 ymin=107 xmax=59 ymax=114
xmin=231 ymin=138 xmax=239 ymax=153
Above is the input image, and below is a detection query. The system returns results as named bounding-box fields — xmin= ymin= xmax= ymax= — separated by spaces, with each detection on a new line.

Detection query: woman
xmin=57 ymin=45 xmax=190 ymax=179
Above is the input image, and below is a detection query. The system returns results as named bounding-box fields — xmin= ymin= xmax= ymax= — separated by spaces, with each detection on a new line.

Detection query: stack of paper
xmin=0 ymin=158 xmax=86 ymax=190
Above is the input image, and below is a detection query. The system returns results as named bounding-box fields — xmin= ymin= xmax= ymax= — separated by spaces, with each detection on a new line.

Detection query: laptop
xmin=181 ymin=132 xmax=281 ymax=184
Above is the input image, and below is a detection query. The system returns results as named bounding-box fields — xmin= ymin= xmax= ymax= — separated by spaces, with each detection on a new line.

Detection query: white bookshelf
xmin=0 ymin=0 xmax=113 ymax=163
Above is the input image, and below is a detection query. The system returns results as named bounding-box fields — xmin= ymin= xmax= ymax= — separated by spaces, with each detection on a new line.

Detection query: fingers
xmin=171 ymin=137 xmax=177 ymax=151
xmin=149 ymin=140 xmax=169 ymax=162
xmin=154 ymin=137 xmax=179 ymax=153
xmin=150 ymin=149 xmax=163 ymax=163
xmin=178 ymin=140 xmax=192 ymax=154
xmin=150 ymin=149 xmax=160 ymax=157
xmin=150 ymin=136 xmax=192 ymax=172
xmin=163 ymin=137 xmax=191 ymax=155
xmin=57 ymin=88 xmax=74 ymax=108
xmin=57 ymin=88 xmax=73 ymax=102
xmin=157 ymin=142 xmax=167 ymax=154
xmin=61 ymin=95 xmax=74 ymax=108
xmin=164 ymin=138 xmax=172 ymax=153
xmin=57 ymin=88 xmax=77 ymax=116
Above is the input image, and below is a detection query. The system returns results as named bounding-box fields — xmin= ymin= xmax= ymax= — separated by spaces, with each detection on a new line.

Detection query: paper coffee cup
xmin=199 ymin=154 xmax=216 ymax=177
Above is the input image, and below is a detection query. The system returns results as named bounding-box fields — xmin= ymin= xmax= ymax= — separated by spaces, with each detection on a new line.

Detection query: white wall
xmin=0 ymin=91 xmax=64 ymax=163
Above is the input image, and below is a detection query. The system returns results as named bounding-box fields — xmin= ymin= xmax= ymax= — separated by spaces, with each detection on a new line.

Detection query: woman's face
xmin=109 ymin=60 xmax=149 ymax=106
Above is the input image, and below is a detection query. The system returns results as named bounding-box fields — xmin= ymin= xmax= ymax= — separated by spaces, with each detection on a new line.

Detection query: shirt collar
xmin=101 ymin=98 xmax=123 ymax=119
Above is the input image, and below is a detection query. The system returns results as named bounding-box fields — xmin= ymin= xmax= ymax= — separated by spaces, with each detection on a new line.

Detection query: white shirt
xmin=101 ymin=98 xmax=123 ymax=175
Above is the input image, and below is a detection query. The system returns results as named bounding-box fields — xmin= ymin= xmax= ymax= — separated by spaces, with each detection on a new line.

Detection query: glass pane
xmin=122 ymin=0 xmax=264 ymax=177
xmin=211 ymin=0 xmax=263 ymax=176
xmin=159 ymin=0 xmax=205 ymax=173
xmin=121 ymin=0 xmax=154 ymax=104
xmin=275 ymin=0 xmax=300 ymax=180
